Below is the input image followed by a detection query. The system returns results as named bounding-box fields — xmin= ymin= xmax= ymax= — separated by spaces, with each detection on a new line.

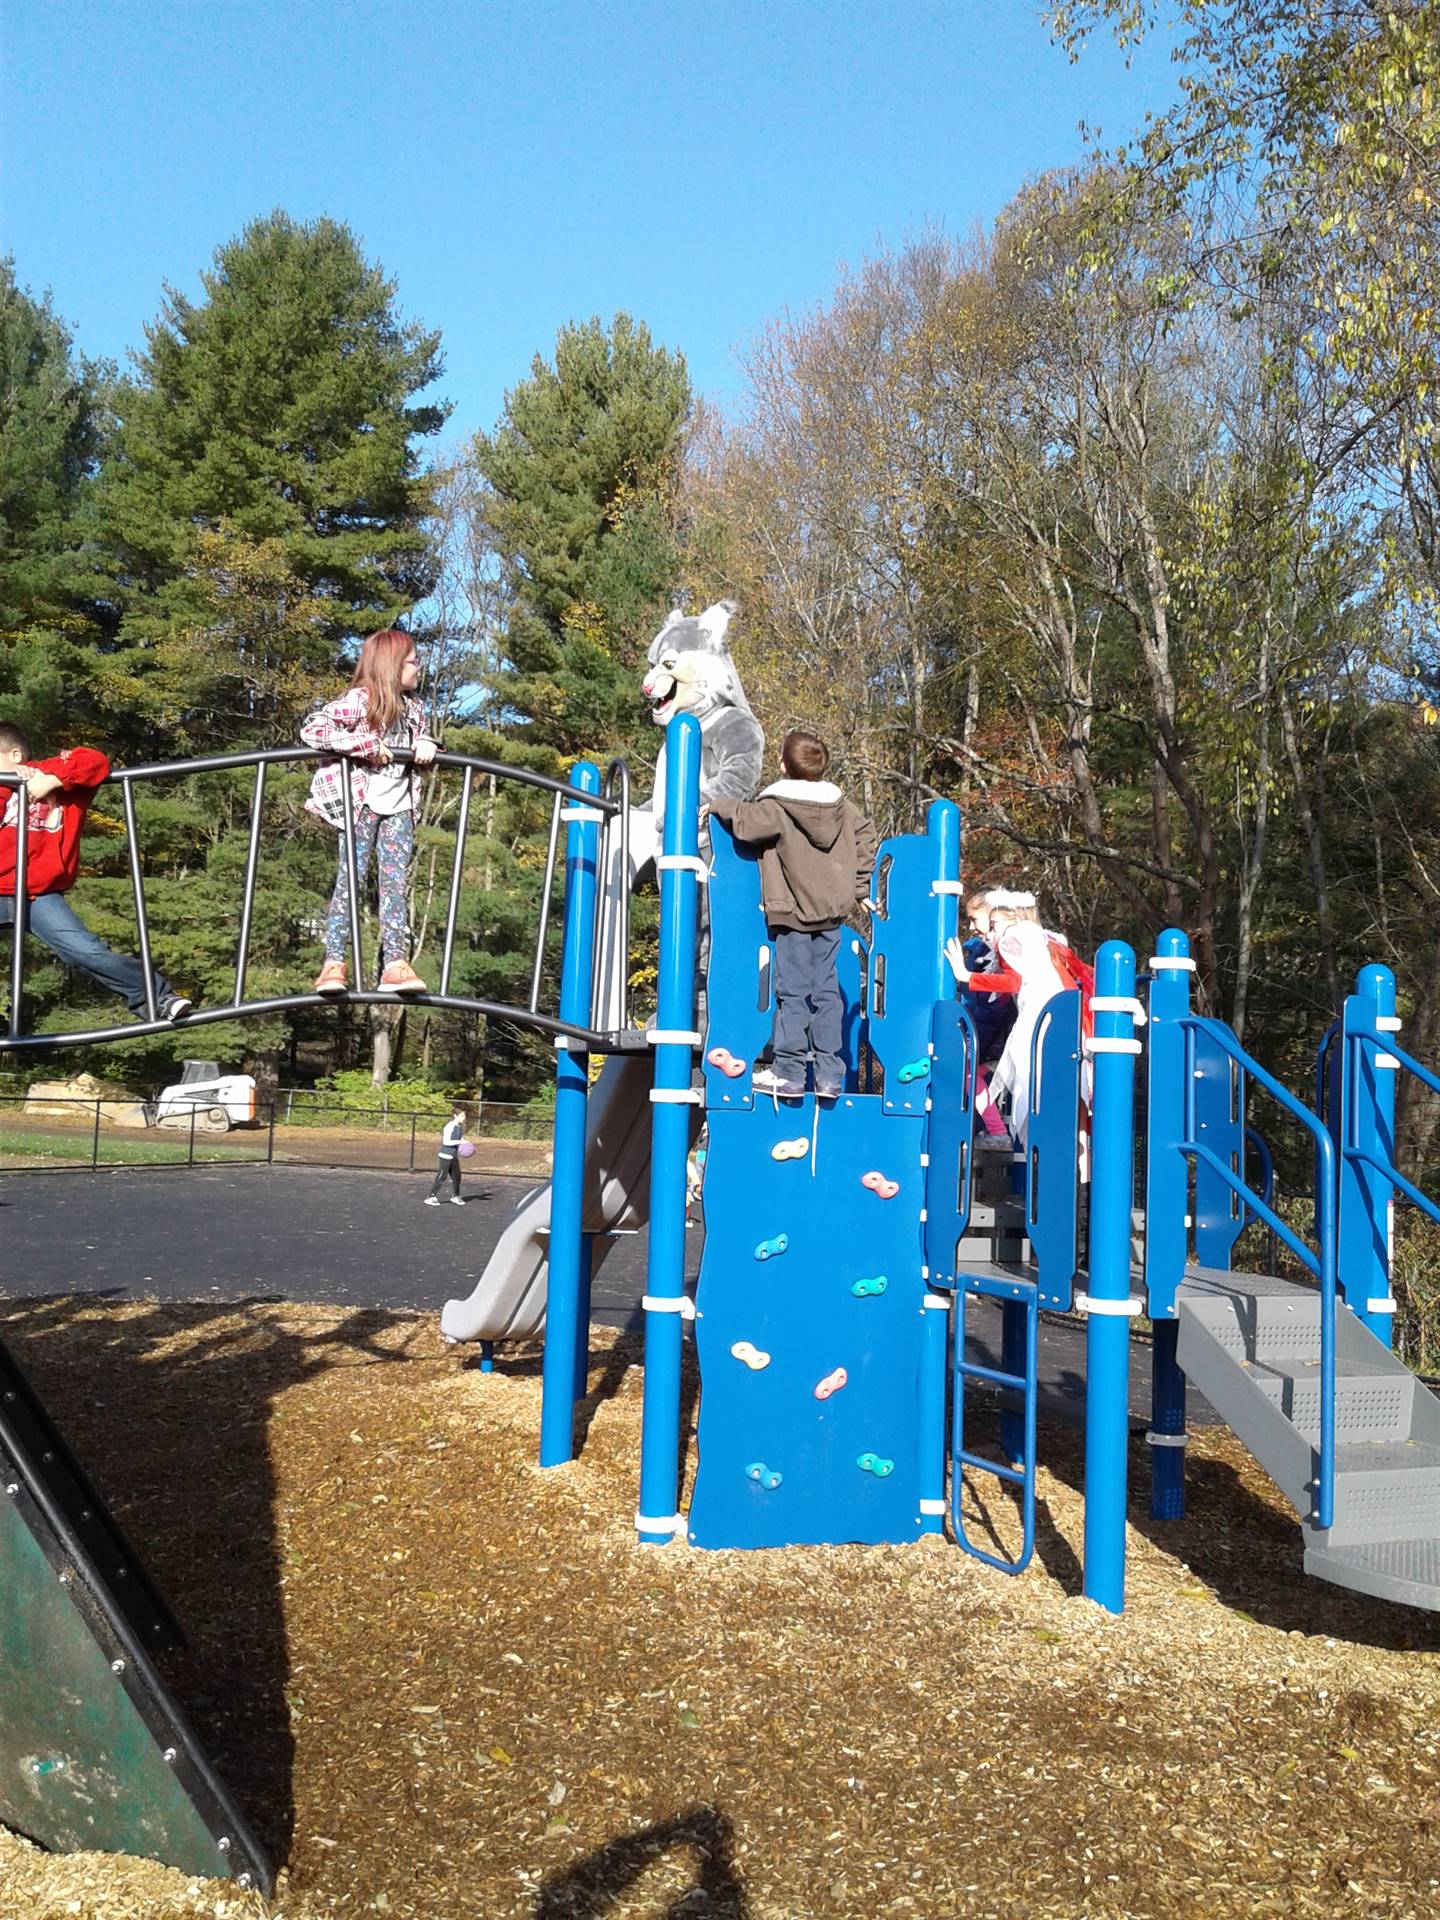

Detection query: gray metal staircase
xmin=1178 ymin=1267 xmax=1440 ymax=1610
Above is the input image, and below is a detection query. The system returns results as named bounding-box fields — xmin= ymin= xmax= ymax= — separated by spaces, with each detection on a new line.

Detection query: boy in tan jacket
xmin=708 ymin=729 xmax=877 ymax=1097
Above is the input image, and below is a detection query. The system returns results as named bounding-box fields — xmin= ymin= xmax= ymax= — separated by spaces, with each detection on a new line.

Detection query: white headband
xmin=986 ymin=888 xmax=1036 ymax=910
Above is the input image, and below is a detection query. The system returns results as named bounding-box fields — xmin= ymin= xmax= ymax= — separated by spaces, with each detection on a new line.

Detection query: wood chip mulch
xmin=1 ymin=1294 xmax=1437 ymax=1920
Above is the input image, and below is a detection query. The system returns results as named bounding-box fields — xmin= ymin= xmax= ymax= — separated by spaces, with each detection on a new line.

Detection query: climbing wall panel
xmin=688 ymin=1096 xmax=926 ymax=1549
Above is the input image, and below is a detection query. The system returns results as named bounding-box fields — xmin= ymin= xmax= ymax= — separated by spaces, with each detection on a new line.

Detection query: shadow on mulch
xmin=959 ymin=1408 xmax=1438 ymax=1651
xmin=533 ymin=1805 xmax=749 ymax=1918
xmin=0 ymin=1292 xmax=436 ymax=1867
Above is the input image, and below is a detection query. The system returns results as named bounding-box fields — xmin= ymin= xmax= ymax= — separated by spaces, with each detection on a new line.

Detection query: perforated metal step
xmin=1177 ymin=1267 xmax=1440 ymax=1611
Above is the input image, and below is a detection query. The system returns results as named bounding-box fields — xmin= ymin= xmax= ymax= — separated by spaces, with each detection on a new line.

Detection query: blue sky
xmin=1 ymin=0 xmax=1176 ymax=441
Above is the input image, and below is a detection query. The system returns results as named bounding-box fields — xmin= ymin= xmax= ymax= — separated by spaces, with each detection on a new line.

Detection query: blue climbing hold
xmin=856 ymin=1452 xmax=895 ymax=1478
xmin=746 ymin=1461 xmax=783 ymax=1491
xmin=897 ymin=1057 xmax=931 ymax=1084
xmin=851 ymin=1274 xmax=888 ymax=1298
xmin=754 ymin=1234 xmax=789 ymax=1262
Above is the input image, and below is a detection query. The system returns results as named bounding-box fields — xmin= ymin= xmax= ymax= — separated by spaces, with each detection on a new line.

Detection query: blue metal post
xmin=1340 ymin=964 xmax=1399 ymax=1346
xmin=479 ymin=1340 xmax=494 ymax=1374
xmin=637 ymin=715 xmax=702 ymax=1544
xmin=1146 ymin=930 xmax=1192 ymax=1521
xmin=538 ymin=759 xmax=601 ymax=1468
xmin=1082 ymin=940 xmax=1139 ymax=1613
xmin=918 ymin=798 xmax=961 ymax=1534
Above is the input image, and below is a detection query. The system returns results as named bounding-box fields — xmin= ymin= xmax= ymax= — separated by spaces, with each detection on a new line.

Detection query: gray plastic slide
xmin=440 ymin=1053 xmax=667 ymax=1345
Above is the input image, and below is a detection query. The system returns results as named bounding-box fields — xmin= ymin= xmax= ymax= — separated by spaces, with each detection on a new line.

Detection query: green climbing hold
xmin=754 ymin=1234 xmax=789 ymax=1262
xmin=856 ymin=1452 xmax=895 ymax=1478
xmin=897 ymin=1058 xmax=931 ymax=1083
xmin=851 ymin=1275 xmax=888 ymax=1298
xmin=746 ymin=1461 xmax=783 ymax=1491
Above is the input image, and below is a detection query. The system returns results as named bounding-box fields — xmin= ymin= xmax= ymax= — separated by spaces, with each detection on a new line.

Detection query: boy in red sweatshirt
xmin=0 ymin=725 xmax=190 ymax=1024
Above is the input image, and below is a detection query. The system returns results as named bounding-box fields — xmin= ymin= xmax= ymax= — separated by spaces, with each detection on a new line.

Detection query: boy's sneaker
xmin=313 ymin=960 xmax=347 ymax=995
xmin=449 ymin=1196 xmax=464 ymax=1206
xmin=377 ymin=960 xmax=426 ymax=994
xmin=162 ymin=996 xmax=192 ymax=1023
xmin=752 ymin=1066 xmax=805 ymax=1098
xmin=424 ymin=1196 xmax=441 ymax=1207
xmin=814 ymin=1078 xmax=843 ymax=1100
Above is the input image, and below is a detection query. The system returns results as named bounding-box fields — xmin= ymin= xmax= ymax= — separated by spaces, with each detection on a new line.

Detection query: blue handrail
xmin=1181 ymin=1016 xmax=1339 ymax=1531
xmin=1347 ymin=1031 xmax=1440 ymax=1230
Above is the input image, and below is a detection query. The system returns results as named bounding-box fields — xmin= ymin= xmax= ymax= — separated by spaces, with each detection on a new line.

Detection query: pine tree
xmin=99 ymin=211 xmax=448 ymax=752
xmin=0 ymin=260 xmax=116 ymax=741
xmin=474 ymin=314 xmax=690 ymax=754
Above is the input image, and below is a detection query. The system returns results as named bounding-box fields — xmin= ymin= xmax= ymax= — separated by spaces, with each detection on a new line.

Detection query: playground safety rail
xmin=1179 ymin=1013 xmax=1340 ymax=1531
xmin=1 ymin=747 xmax=632 ymax=1054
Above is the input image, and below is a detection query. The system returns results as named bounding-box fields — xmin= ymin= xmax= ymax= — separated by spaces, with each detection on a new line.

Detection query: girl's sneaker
xmin=313 ymin=960 xmax=347 ymax=995
xmin=377 ymin=960 xmax=426 ymax=994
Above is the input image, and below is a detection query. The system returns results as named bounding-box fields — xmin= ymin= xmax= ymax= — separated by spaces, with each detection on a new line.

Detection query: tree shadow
xmin=534 ymin=1806 xmax=750 ymax=1918
xmin=0 ymin=1290 xmax=422 ymax=1866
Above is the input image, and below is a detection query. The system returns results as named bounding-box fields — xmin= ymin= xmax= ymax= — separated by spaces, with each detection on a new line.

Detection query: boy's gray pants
xmin=771 ymin=925 xmax=842 ymax=1086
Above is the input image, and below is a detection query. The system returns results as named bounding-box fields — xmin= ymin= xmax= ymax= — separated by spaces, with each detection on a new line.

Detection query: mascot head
xmin=641 ymin=599 xmax=753 ymax=725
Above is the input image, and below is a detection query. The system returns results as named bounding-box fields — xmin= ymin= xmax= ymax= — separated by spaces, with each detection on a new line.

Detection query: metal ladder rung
xmin=955 ymin=1447 xmax=1026 ymax=1488
xmin=956 ymin=1357 xmax=1028 ymax=1393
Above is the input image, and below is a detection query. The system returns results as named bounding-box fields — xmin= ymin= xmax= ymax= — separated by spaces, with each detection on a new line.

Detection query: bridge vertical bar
xmin=538 ymin=760 xmax=601 ymax=1469
xmin=439 ymin=766 xmax=473 ymax=997
xmin=119 ymin=777 xmax=158 ymax=1023
xmin=7 ymin=778 xmax=27 ymax=1039
xmin=1340 ymin=965 xmax=1398 ymax=1346
xmin=1083 ymin=940 xmax=1139 ymax=1614
xmin=338 ymin=762 xmax=364 ymax=988
xmin=1147 ymin=930 xmax=1192 ymax=1521
xmin=918 ymin=798 xmax=961 ymax=1532
xmin=1000 ymin=1303 xmax=1027 ymax=1466
xmin=233 ymin=760 xmax=268 ymax=1006
xmin=529 ymin=791 xmax=563 ymax=1014
xmin=637 ymin=714 xmax=701 ymax=1545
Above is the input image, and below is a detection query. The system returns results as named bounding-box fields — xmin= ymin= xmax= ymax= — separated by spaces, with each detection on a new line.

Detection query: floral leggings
xmin=324 ymin=805 xmax=414 ymax=969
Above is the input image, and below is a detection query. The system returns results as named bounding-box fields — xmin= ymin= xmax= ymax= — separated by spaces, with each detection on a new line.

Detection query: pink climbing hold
xmin=706 ymin=1047 xmax=746 ymax=1079
xmin=814 ymin=1367 xmax=848 ymax=1401
xmin=861 ymin=1170 xmax=900 ymax=1200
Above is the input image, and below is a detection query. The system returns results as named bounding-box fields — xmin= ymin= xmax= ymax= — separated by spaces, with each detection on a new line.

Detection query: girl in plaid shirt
xmin=301 ymin=629 xmax=438 ymax=995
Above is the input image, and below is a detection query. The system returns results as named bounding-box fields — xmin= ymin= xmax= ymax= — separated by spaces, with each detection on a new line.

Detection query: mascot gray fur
xmin=592 ymin=598 xmax=763 ymax=1028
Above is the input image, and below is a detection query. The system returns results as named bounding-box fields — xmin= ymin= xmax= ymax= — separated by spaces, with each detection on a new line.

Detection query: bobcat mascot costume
xmin=592 ymin=598 xmax=764 ymax=1026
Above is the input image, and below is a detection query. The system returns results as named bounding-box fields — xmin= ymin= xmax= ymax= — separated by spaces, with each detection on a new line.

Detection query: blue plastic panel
xmin=867 ymin=823 xmax=954 ymax=1117
xmin=689 ymin=1096 xmax=926 ymax=1548
xmin=923 ymin=999 xmax=977 ymax=1289
xmin=702 ymin=821 xmax=869 ymax=1109
xmin=1192 ymin=1026 xmax=1246 ymax=1270
xmin=1024 ymin=989 xmax=1081 ymax=1310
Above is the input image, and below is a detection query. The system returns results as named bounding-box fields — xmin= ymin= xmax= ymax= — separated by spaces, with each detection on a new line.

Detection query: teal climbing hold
xmin=856 ymin=1452 xmax=895 ymax=1478
xmin=746 ymin=1461 xmax=783 ymax=1491
xmin=754 ymin=1234 xmax=789 ymax=1261
xmin=897 ymin=1057 xmax=931 ymax=1084
xmin=851 ymin=1274 xmax=888 ymax=1298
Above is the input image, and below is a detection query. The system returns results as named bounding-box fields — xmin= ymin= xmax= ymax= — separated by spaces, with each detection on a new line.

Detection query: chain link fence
xmin=0 ymin=1092 xmax=552 ymax=1179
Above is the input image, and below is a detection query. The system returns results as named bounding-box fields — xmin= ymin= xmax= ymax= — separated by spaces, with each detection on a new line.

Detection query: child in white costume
xmin=946 ymin=894 xmax=1067 ymax=1148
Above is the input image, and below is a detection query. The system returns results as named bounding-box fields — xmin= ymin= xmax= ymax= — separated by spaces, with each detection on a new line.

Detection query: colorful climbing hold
xmin=861 ymin=1170 xmax=900 ymax=1200
xmin=754 ymin=1234 xmax=790 ymax=1262
xmin=746 ymin=1461 xmax=783 ymax=1491
xmin=856 ymin=1452 xmax=895 ymax=1478
xmin=814 ymin=1366 xmax=848 ymax=1401
xmin=707 ymin=1046 xmax=746 ymax=1078
xmin=851 ymin=1275 xmax=888 ymax=1298
xmin=771 ymin=1137 xmax=809 ymax=1162
xmin=731 ymin=1340 xmax=771 ymax=1370
xmin=897 ymin=1058 xmax=931 ymax=1084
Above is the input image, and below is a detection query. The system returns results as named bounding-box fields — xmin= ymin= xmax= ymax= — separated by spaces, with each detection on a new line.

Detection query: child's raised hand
xmin=23 ymin=768 xmax=62 ymax=801
xmin=413 ymin=737 xmax=438 ymax=767
xmin=943 ymin=935 xmax=971 ymax=984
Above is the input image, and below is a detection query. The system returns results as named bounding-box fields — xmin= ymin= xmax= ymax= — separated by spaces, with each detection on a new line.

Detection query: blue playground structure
xmin=3 ymin=714 xmax=1440 ymax=1888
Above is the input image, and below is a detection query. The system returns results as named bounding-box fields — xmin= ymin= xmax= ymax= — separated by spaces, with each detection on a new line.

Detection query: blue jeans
xmin=1 ymin=891 xmax=174 ymax=1017
xmin=771 ymin=925 xmax=843 ymax=1087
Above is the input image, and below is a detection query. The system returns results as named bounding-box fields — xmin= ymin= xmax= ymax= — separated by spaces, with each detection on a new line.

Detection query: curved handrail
xmin=1241 ymin=1122 xmax=1280 ymax=1272
xmin=1346 ymin=1031 xmax=1440 ymax=1229
xmin=1 ymin=746 xmax=631 ymax=1053
xmin=1181 ymin=1016 xmax=1338 ymax=1531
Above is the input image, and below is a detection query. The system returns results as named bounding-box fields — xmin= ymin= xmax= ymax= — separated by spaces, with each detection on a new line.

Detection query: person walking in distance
xmin=425 ymin=1105 xmax=469 ymax=1206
